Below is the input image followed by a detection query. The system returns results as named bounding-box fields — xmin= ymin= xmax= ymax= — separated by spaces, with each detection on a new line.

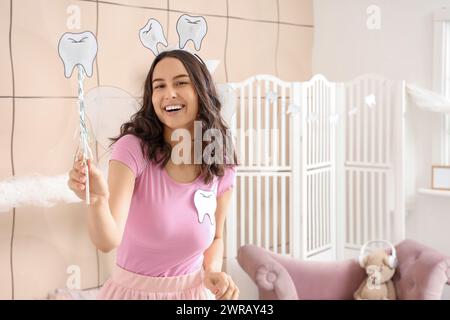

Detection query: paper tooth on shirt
xmin=194 ymin=189 xmax=217 ymax=225
xmin=139 ymin=18 xmax=168 ymax=56
xmin=58 ymin=31 xmax=98 ymax=78
xmin=176 ymin=14 xmax=208 ymax=51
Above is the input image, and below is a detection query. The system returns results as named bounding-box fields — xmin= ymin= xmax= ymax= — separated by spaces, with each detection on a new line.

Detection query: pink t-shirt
xmin=109 ymin=134 xmax=236 ymax=277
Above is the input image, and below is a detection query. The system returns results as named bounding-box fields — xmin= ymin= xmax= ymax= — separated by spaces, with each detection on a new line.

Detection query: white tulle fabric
xmin=97 ymin=265 xmax=215 ymax=300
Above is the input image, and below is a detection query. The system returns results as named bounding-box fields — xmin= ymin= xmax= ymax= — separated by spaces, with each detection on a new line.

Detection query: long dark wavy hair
xmin=109 ymin=50 xmax=237 ymax=184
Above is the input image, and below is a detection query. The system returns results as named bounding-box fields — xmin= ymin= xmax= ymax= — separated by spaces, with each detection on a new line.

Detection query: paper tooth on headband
xmin=176 ymin=14 xmax=207 ymax=51
xmin=58 ymin=31 xmax=97 ymax=78
xmin=139 ymin=18 xmax=168 ymax=56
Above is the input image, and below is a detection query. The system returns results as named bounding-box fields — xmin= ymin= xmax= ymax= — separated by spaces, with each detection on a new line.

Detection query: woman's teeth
xmin=164 ymin=105 xmax=184 ymax=112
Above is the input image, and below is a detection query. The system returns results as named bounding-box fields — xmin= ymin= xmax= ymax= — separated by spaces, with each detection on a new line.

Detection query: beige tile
xmin=162 ymin=10 xmax=176 ymax=48
xmin=13 ymin=0 xmax=99 ymax=97
xmin=0 ymin=99 xmax=13 ymax=299
xmin=167 ymin=12 xmax=227 ymax=83
xmin=277 ymin=25 xmax=313 ymax=81
xmin=170 ymin=0 xmax=227 ymax=16
xmin=13 ymin=203 xmax=98 ymax=299
xmin=2 ymin=96 xmax=110 ymax=298
xmin=106 ymin=0 xmax=166 ymax=9
xmin=0 ymin=212 xmax=12 ymax=299
xmin=0 ymin=1 xmax=12 ymax=96
xmin=0 ymin=98 xmax=13 ymax=178
xmin=98 ymin=4 xmax=167 ymax=97
xmin=14 ymin=98 xmax=80 ymax=175
xmin=1 ymin=99 xmax=99 ymax=297
xmin=279 ymin=0 xmax=314 ymax=26
xmin=226 ymin=19 xmax=277 ymax=82
xmin=228 ymin=0 xmax=277 ymax=22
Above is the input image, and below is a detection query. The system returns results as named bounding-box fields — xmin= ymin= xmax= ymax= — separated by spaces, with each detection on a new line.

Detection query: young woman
xmin=68 ymin=50 xmax=239 ymax=300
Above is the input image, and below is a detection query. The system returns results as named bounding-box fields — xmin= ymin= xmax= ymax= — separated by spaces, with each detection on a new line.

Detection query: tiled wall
xmin=0 ymin=0 xmax=313 ymax=299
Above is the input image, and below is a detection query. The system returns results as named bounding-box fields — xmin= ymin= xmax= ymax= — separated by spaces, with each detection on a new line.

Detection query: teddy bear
xmin=354 ymin=249 xmax=397 ymax=300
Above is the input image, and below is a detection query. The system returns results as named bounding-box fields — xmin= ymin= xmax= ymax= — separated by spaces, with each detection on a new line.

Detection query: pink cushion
xmin=393 ymin=240 xmax=450 ymax=299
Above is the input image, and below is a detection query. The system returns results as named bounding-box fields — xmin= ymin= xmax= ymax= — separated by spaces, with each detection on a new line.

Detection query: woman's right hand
xmin=68 ymin=155 xmax=110 ymax=205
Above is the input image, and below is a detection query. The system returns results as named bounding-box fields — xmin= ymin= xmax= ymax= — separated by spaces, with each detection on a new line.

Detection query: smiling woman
xmin=109 ymin=49 xmax=236 ymax=184
xmin=68 ymin=49 xmax=239 ymax=300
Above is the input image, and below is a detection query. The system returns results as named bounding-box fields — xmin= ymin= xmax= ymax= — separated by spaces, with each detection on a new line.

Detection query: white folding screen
xmin=300 ymin=75 xmax=336 ymax=260
xmin=225 ymin=75 xmax=298 ymax=299
xmin=226 ymin=75 xmax=296 ymax=261
xmin=225 ymin=74 xmax=336 ymax=268
xmin=340 ymin=75 xmax=405 ymax=257
xmin=224 ymin=74 xmax=405 ymax=294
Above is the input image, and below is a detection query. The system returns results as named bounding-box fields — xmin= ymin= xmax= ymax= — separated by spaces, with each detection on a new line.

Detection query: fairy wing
xmin=84 ymin=86 xmax=140 ymax=179
xmin=84 ymin=83 xmax=236 ymax=179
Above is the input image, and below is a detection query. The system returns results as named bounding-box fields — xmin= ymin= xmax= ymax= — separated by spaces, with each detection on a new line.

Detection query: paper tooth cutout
xmin=176 ymin=14 xmax=208 ymax=51
xmin=58 ymin=31 xmax=98 ymax=78
xmin=194 ymin=189 xmax=217 ymax=226
xmin=139 ymin=18 xmax=168 ymax=56
xmin=348 ymin=107 xmax=358 ymax=116
xmin=266 ymin=91 xmax=278 ymax=104
xmin=329 ymin=113 xmax=340 ymax=125
xmin=365 ymin=94 xmax=376 ymax=108
xmin=139 ymin=14 xmax=208 ymax=55
xmin=58 ymin=31 xmax=97 ymax=204
xmin=287 ymin=104 xmax=301 ymax=114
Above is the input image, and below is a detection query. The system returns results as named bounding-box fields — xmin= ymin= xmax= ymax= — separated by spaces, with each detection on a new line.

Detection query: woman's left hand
xmin=204 ymin=271 xmax=239 ymax=300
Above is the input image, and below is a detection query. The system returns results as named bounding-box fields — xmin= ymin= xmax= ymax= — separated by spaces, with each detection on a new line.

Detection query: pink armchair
xmin=237 ymin=239 xmax=450 ymax=300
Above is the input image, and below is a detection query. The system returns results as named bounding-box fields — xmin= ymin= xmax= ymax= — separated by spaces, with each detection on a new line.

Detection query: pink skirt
xmin=97 ymin=265 xmax=215 ymax=300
